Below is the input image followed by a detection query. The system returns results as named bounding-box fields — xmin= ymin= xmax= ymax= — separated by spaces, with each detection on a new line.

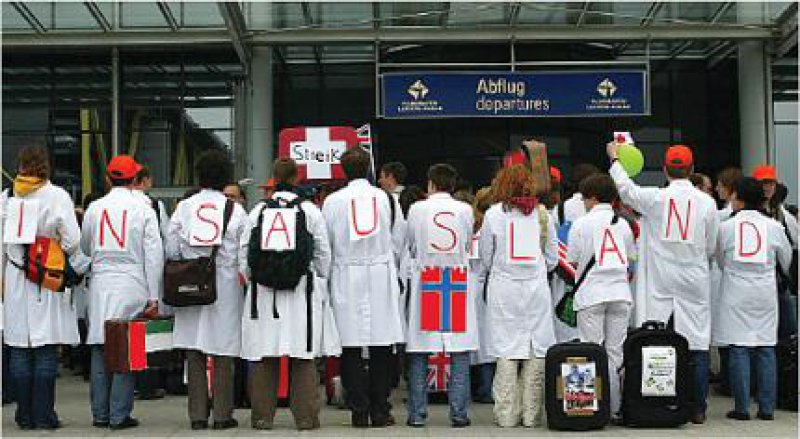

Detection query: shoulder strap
xmin=211 ymin=199 xmax=235 ymax=260
xmin=148 ymin=195 xmax=161 ymax=225
xmin=558 ymin=201 xmax=565 ymax=225
xmin=573 ymin=214 xmax=619 ymax=292
xmin=781 ymin=216 xmax=795 ymax=248
xmin=538 ymin=205 xmax=548 ymax=251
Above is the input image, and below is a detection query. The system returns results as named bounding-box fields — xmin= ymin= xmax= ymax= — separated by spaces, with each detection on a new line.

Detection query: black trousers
xmin=341 ymin=346 xmax=392 ymax=418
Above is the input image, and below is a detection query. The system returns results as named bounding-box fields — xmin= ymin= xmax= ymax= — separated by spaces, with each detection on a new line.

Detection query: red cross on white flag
xmin=278 ymin=126 xmax=361 ymax=182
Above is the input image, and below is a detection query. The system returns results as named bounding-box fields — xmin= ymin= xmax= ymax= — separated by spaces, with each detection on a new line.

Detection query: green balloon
xmin=618 ymin=143 xmax=644 ymax=177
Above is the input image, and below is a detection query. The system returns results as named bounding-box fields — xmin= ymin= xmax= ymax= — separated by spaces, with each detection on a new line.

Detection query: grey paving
xmin=2 ymin=373 xmax=797 ymax=438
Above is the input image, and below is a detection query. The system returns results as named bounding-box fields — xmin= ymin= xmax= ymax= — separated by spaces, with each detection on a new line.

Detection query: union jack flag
xmin=420 ymin=266 xmax=468 ymax=333
xmin=427 ymin=352 xmax=451 ymax=393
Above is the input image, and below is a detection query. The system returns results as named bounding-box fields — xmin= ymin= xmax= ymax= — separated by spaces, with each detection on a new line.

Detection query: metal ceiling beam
xmin=439 ymin=2 xmax=451 ymax=27
xmin=708 ymin=42 xmax=737 ymax=69
xmin=300 ymin=3 xmax=323 ymax=71
xmin=576 ymin=2 xmax=592 ymax=27
xmin=372 ymin=2 xmax=380 ymax=29
xmin=84 ymin=2 xmax=112 ymax=32
xmin=508 ymin=2 xmax=521 ymax=27
xmin=774 ymin=1 xmax=798 ymax=58
xmin=156 ymin=1 xmax=179 ymax=31
xmin=2 ymin=24 xmax=776 ymax=49
xmin=641 ymin=2 xmax=664 ymax=26
xmin=10 ymin=2 xmax=46 ymax=34
xmin=217 ymin=2 xmax=251 ymax=71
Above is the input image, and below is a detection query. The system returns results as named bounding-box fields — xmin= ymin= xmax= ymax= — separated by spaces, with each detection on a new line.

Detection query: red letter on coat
xmin=192 ymin=203 xmax=221 ymax=244
xmin=430 ymin=211 xmax=457 ymax=252
xmin=350 ymin=197 xmax=378 ymax=237
xmin=264 ymin=211 xmax=292 ymax=248
xmin=665 ymin=198 xmax=692 ymax=241
xmin=598 ymin=228 xmax=626 ymax=266
xmin=99 ymin=209 xmax=128 ymax=248
xmin=738 ymin=220 xmax=762 ymax=258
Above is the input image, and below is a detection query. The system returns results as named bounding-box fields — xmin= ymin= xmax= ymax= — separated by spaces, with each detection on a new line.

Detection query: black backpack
xmin=248 ymin=196 xmax=314 ymax=319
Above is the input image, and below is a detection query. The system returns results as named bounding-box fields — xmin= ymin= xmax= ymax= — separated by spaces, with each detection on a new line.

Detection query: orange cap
xmin=107 ymin=155 xmax=142 ymax=180
xmin=259 ymin=178 xmax=276 ymax=189
xmin=549 ymin=166 xmax=562 ymax=183
xmin=752 ymin=165 xmax=777 ymax=181
xmin=664 ymin=145 xmax=693 ymax=169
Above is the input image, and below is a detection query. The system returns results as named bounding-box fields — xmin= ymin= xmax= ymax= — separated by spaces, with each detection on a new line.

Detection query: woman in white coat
xmin=166 ymin=150 xmax=250 ymax=430
xmin=1 ymin=145 xmax=85 ymax=430
xmin=241 ymin=158 xmax=334 ymax=430
xmin=469 ymin=187 xmax=496 ymax=403
xmin=715 ymin=178 xmax=792 ymax=421
xmin=478 ymin=164 xmax=558 ymax=428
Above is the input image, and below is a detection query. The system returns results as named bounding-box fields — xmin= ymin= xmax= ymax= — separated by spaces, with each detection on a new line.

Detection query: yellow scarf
xmin=13 ymin=175 xmax=46 ymax=197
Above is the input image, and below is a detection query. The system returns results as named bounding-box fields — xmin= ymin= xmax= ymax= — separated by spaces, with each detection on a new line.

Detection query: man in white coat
xmin=405 ymin=164 xmax=476 ymax=428
xmin=607 ymin=143 xmax=719 ymax=424
xmin=715 ymin=177 xmax=793 ymax=421
xmin=81 ymin=155 xmax=163 ymax=430
xmin=165 ymin=150 xmax=250 ymax=430
xmin=322 ymin=147 xmax=405 ymax=428
xmin=241 ymin=158 xmax=334 ymax=430
xmin=567 ymin=173 xmax=635 ymax=421
xmin=1 ymin=145 xmax=86 ymax=430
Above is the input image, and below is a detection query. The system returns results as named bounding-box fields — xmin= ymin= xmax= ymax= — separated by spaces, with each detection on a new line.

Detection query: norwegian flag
xmin=556 ymin=221 xmax=576 ymax=284
xmin=278 ymin=126 xmax=361 ymax=182
xmin=420 ymin=266 xmax=468 ymax=333
xmin=427 ymin=352 xmax=451 ymax=393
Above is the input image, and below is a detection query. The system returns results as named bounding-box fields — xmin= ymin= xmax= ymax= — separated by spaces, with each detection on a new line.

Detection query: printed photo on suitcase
xmin=622 ymin=320 xmax=691 ymax=428
xmin=545 ymin=342 xmax=610 ymax=431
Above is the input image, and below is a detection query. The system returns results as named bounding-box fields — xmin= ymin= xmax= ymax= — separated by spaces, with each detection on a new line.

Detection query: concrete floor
xmin=2 ymin=373 xmax=797 ymax=438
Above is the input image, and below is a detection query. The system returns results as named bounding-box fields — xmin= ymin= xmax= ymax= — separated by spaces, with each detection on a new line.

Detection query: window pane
xmin=448 ymin=3 xmax=509 ymax=26
xmin=182 ymin=2 xmax=224 ymax=27
xmin=121 ymin=2 xmax=168 ymax=27
xmin=2 ymin=5 xmax=33 ymax=30
xmin=54 ymin=2 xmax=99 ymax=29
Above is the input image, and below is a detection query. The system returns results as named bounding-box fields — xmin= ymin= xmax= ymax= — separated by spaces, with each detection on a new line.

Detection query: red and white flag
xmin=278 ymin=126 xmax=361 ymax=182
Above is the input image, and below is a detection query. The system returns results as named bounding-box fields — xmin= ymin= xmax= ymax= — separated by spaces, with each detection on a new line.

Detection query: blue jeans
xmin=689 ymin=350 xmax=709 ymax=416
xmin=7 ymin=345 xmax=59 ymax=428
xmin=729 ymin=346 xmax=776 ymax=416
xmin=407 ymin=352 xmax=470 ymax=424
xmin=91 ymin=345 xmax=135 ymax=425
xmin=473 ymin=363 xmax=495 ymax=401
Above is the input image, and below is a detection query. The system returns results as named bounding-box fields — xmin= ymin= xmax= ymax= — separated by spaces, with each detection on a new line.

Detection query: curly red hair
xmin=492 ymin=164 xmax=538 ymax=210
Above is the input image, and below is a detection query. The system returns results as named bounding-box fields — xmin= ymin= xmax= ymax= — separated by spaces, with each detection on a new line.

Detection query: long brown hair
xmin=17 ymin=144 xmax=50 ymax=180
xmin=492 ymin=164 xmax=538 ymax=212
xmin=473 ymin=187 xmax=493 ymax=232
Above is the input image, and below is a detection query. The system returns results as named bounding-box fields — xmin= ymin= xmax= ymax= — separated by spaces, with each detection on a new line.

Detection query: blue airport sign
xmin=380 ymin=70 xmax=648 ymax=118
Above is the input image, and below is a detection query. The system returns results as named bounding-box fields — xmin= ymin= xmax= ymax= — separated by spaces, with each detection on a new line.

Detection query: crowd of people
xmin=0 ymin=139 xmax=796 ymax=431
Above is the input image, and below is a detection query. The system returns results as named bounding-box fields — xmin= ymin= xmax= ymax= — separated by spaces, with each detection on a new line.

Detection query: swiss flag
xmin=278 ymin=126 xmax=361 ymax=182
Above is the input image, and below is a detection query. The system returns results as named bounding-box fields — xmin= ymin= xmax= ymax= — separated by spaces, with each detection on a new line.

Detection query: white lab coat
xmin=478 ymin=203 xmax=558 ymax=359
xmin=166 ymin=189 xmax=250 ymax=357
xmin=322 ymin=179 xmax=405 ymax=347
xmin=133 ymin=189 xmax=171 ymax=316
xmin=567 ymin=204 xmax=635 ymax=311
xmin=550 ymin=200 xmax=584 ymax=343
xmin=469 ymin=231 xmax=494 ymax=365
xmin=241 ymin=191 xmax=338 ymax=360
xmin=709 ymin=205 xmax=733 ymax=346
xmin=610 ymin=162 xmax=719 ymax=350
xmin=405 ymin=193 xmax=478 ymax=353
xmin=81 ymin=187 xmax=164 ymax=345
xmin=1 ymin=183 xmax=84 ymax=347
xmin=713 ymin=211 xmax=792 ymax=346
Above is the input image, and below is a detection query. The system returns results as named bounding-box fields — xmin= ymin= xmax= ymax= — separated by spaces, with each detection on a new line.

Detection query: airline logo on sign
xmin=278 ymin=126 xmax=362 ymax=182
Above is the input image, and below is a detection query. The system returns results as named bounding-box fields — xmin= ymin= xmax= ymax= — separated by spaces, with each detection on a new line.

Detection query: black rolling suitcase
xmin=545 ymin=342 xmax=610 ymax=431
xmin=621 ymin=320 xmax=690 ymax=427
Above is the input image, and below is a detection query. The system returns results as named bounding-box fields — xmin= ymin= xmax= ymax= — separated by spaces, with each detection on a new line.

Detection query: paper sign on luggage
xmin=734 ymin=217 xmax=768 ymax=264
xmin=561 ymin=360 xmax=599 ymax=416
xmin=641 ymin=346 xmax=677 ymax=397
xmin=348 ymin=195 xmax=380 ymax=241
xmin=427 ymin=211 xmax=459 ymax=254
xmin=261 ymin=208 xmax=296 ymax=251
xmin=661 ymin=197 xmax=695 ymax=243
xmin=189 ymin=201 xmax=224 ymax=246
xmin=593 ymin=226 xmax=627 ymax=269
xmin=96 ymin=208 xmax=129 ymax=252
xmin=3 ymin=198 xmax=39 ymax=244
xmin=507 ymin=217 xmax=540 ymax=265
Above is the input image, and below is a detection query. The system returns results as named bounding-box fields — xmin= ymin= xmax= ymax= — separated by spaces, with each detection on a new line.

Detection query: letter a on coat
xmin=261 ymin=208 xmax=296 ymax=251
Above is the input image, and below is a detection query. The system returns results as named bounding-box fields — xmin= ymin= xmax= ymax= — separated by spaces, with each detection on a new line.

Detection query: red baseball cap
xmin=752 ymin=165 xmax=777 ymax=181
xmin=664 ymin=145 xmax=693 ymax=169
xmin=107 ymin=155 xmax=142 ymax=180
xmin=550 ymin=166 xmax=562 ymax=183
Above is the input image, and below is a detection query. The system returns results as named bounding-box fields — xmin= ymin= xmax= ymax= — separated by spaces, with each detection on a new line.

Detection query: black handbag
xmin=163 ymin=200 xmax=233 ymax=307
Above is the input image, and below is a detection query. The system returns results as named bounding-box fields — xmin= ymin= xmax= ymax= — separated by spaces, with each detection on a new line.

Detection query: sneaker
xmin=371 ymin=413 xmax=395 ymax=427
xmin=35 ymin=421 xmax=62 ymax=430
xmin=92 ymin=420 xmax=109 ymax=428
xmin=190 ymin=420 xmax=208 ymax=430
xmin=756 ymin=412 xmax=774 ymax=421
xmin=691 ymin=412 xmax=707 ymax=424
xmin=406 ymin=419 xmax=425 ymax=428
xmin=451 ymin=418 xmax=471 ymax=428
xmin=212 ymin=419 xmax=238 ymax=430
xmin=110 ymin=417 xmax=139 ymax=430
xmin=725 ymin=411 xmax=750 ymax=421
xmin=252 ymin=419 xmax=272 ymax=430
xmin=351 ymin=412 xmax=370 ymax=428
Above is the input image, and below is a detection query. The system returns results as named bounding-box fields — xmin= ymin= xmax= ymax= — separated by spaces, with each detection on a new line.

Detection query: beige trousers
xmin=492 ymin=357 xmax=546 ymax=427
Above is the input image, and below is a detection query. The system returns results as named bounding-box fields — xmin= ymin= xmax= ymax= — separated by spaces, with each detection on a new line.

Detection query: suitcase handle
xmin=642 ymin=320 xmax=666 ymax=331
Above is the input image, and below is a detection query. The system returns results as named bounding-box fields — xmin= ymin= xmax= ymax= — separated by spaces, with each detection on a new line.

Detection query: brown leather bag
xmin=163 ymin=199 xmax=233 ymax=307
